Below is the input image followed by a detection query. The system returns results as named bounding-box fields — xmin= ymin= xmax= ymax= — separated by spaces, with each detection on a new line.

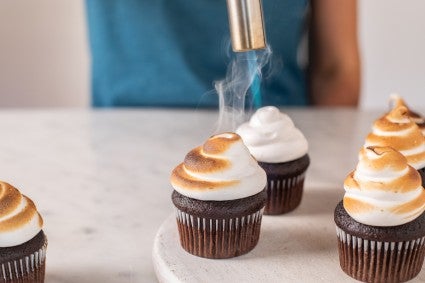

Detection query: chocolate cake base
xmin=258 ymin=154 xmax=310 ymax=215
xmin=419 ymin=167 xmax=425 ymax=187
xmin=0 ymin=230 xmax=47 ymax=283
xmin=172 ymin=190 xmax=266 ymax=259
xmin=334 ymin=202 xmax=425 ymax=283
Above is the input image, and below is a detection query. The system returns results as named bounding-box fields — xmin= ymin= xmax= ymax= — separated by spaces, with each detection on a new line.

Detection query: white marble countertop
xmin=0 ymin=108 xmax=423 ymax=283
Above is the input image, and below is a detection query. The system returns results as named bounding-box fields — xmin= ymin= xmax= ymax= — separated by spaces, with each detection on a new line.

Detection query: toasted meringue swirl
xmin=170 ymin=132 xmax=267 ymax=201
xmin=0 ymin=181 xmax=43 ymax=247
xmin=344 ymin=147 xmax=425 ymax=226
xmin=236 ymin=106 xmax=308 ymax=163
xmin=390 ymin=94 xmax=425 ymax=135
xmin=365 ymin=105 xmax=425 ymax=170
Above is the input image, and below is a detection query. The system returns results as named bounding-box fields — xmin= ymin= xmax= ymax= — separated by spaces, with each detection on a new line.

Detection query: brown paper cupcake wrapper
xmin=0 ymin=241 xmax=47 ymax=283
xmin=175 ymin=208 xmax=264 ymax=259
xmin=265 ymin=172 xmax=306 ymax=215
xmin=336 ymin=226 xmax=425 ymax=283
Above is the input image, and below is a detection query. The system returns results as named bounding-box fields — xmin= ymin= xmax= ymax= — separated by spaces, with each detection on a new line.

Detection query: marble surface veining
xmin=0 ymin=108 xmax=421 ymax=283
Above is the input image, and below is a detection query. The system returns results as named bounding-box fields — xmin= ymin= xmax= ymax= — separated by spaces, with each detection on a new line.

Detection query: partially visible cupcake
xmin=390 ymin=94 xmax=425 ymax=135
xmin=366 ymin=105 xmax=425 ymax=186
xmin=335 ymin=146 xmax=425 ymax=282
xmin=170 ymin=132 xmax=267 ymax=259
xmin=236 ymin=106 xmax=309 ymax=215
xmin=0 ymin=181 xmax=47 ymax=283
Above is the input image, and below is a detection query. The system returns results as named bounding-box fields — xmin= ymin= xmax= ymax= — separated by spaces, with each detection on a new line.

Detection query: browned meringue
xmin=365 ymin=105 xmax=425 ymax=169
xmin=170 ymin=132 xmax=266 ymax=201
xmin=0 ymin=181 xmax=43 ymax=247
xmin=390 ymin=94 xmax=425 ymax=135
xmin=344 ymin=146 xmax=425 ymax=226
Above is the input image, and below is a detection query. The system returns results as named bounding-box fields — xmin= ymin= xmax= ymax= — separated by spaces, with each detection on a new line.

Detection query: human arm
xmin=308 ymin=0 xmax=360 ymax=106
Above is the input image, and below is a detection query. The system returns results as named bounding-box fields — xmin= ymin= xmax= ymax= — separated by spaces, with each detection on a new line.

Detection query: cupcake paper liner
xmin=175 ymin=208 xmax=264 ymax=259
xmin=0 ymin=241 xmax=47 ymax=283
xmin=336 ymin=226 xmax=425 ymax=283
xmin=264 ymin=172 xmax=306 ymax=215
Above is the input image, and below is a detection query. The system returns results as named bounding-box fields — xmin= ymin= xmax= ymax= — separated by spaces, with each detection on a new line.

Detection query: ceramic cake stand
xmin=152 ymin=187 xmax=425 ymax=283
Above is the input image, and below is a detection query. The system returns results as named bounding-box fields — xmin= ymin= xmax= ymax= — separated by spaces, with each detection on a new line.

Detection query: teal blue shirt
xmin=86 ymin=0 xmax=309 ymax=107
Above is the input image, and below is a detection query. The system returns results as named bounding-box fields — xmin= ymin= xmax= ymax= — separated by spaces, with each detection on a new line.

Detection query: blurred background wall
xmin=0 ymin=0 xmax=423 ymax=109
xmin=0 ymin=0 xmax=89 ymax=107
xmin=359 ymin=0 xmax=425 ymax=109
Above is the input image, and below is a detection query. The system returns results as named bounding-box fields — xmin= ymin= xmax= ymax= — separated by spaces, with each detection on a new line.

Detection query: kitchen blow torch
xmin=226 ymin=0 xmax=267 ymax=52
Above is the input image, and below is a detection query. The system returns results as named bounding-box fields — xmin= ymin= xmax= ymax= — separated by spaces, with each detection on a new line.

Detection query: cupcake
xmin=390 ymin=94 xmax=425 ymax=135
xmin=335 ymin=146 xmax=425 ymax=282
xmin=0 ymin=181 xmax=47 ymax=283
xmin=366 ymin=105 xmax=425 ymax=186
xmin=170 ymin=132 xmax=267 ymax=258
xmin=236 ymin=106 xmax=309 ymax=215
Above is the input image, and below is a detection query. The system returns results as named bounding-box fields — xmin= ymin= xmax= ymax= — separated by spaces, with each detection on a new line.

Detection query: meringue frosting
xmin=170 ymin=132 xmax=267 ymax=201
xmin=0 ymin=181 xmax=43 ymax=247
xmin=365 ymin=105 xmax=425 ymax=170
xmin=390 ymin=94 xmax=425 ymax=135
xmin=344 ymin=147 xmax=425 ymax=227
xmin=236 ymin=106 xmax=308 ymax=163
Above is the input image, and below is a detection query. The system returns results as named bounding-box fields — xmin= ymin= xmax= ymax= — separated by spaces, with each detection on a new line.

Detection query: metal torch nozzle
xmin=226 ymin=0 xmax=266 ymax=52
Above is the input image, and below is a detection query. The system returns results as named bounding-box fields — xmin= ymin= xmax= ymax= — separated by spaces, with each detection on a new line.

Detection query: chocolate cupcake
xmin=0 ymin=181 xmax=47 ymax=283
xmin=335 ymin=147 xmax=425 ymax=282
xmin=170 ymin=133 xmax=267 ymax=259
xmin=390 ymin=94 xmax=425 ymax=136
xmin=237 ymin=106 xmax=309 ymax=215
xmin=366 ymin=105 xmax=425 ymax=186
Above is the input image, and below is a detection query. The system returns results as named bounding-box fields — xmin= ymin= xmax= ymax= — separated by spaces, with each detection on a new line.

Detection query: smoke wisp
xmin=214 ymin=46 xmax=272 ymax=133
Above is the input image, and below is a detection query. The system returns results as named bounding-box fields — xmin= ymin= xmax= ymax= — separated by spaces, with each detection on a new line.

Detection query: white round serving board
xmin=152 ymin=187 xmax=425 ymax=283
